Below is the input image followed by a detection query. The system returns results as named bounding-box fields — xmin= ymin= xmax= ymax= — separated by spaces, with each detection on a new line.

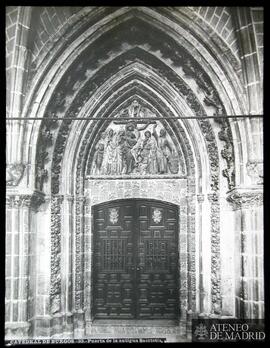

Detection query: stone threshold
xmin=91 ymin=319 xmax=179 ymax=326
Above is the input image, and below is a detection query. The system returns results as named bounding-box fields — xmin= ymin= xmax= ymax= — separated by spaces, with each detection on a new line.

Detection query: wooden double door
xmin=92 ymin=199 xmax=179 ymax=320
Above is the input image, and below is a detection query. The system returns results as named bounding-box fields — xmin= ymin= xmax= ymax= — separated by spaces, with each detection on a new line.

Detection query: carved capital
xmin=6 ymin=163 xmax=25 ymax=186
xmin=227 ymin=188 xmax=263 ymax=209
xmin=5 ymin=192 xmax=45 ymax=209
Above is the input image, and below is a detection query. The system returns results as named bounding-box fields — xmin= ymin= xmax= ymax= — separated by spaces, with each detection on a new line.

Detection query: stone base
xmin=85 ymin=320 xmax=189 ymax=343
xmin=5 ymin=322 xmax=30 ymax=339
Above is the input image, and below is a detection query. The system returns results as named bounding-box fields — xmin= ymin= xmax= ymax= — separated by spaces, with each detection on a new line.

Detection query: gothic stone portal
xmin=92 ymin=199 xmax=179 ymax=320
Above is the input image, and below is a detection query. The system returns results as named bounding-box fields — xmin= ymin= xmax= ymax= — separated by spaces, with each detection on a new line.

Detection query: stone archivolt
xmin=35 ymin=22 xmax=235 ymax=193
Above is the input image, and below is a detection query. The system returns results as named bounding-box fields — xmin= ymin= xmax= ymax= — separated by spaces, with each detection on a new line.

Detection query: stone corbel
xmin=227 ymin=188 xmax=263 ymax=210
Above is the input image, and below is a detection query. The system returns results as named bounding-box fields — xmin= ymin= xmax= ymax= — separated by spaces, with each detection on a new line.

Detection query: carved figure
xmin=101 ymin=129 xmax=118 ymax=175
xmin=92 ymin=132 xmax=106 ymax=175
xmin=153 ymin=125 xmax=172 ymax=173
xmin=138 ymin=130 xmax=158 ymax=174
xmin=6 ymin=163 xmax=25 ymax=186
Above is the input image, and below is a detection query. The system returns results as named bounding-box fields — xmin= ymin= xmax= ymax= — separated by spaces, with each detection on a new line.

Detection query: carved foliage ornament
xmin=208 ymin=193 xmax=221 ymax=314
xmin=109 ymin=208 xmax=119 ymax=224
xmin=50 ymin=195 xmax=63 ymax=314
xmin=152 ymin=208 xmax=162 ymax=223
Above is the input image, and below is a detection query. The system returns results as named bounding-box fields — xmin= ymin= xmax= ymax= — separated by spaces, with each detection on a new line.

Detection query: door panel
xmin=93 ymin=202 xmax=135 ymax=319
xmin=136 ymin=201 xmax=179 ymax=319
xmin=92 ymin=199 xmax=179 ymax=320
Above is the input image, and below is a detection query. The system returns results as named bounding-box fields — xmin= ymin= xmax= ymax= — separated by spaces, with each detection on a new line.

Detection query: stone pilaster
xmin=197 ymin=194 xmax=205 ymax=315
xmin=5 ymin=191 xmax=45 ymax=339
xmin=62 ymin=195 xmax=75 ymax=337
xmin=227 ymin=188 xmax=263 ymax=319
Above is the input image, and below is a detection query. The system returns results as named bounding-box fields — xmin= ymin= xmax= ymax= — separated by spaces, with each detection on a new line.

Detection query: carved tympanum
xmin=89 ymin=100 xmax=182 ymax=176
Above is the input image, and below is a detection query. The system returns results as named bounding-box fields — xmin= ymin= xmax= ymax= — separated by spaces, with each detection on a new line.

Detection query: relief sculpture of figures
xmin=90 ymin=102 xmax=181 ymax=176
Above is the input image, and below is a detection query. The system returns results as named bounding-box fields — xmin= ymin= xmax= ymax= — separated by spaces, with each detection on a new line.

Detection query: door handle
xmin=130 ymin=266 xmax=141 ymax=271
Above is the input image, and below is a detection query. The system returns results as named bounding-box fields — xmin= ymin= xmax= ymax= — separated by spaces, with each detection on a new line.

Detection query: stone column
xmin=84 ymin=197 xmax=92 ymax=332
xmin=73 ymin=196 xmax=86 ymax=338
xmin=186 ymin=194 xmax=196 ymax=335
xmin=5 ymin=191 xmax=45 ymax=339
xmin=178 ymin=199 xmax=188 ymax=336
xmin=64 ymin=195 xmax=75 ymax=337
xmin=227 ymin=188 xmax=263 ymax=319
xmin=196 ymin=194 xmax=205 ymax=316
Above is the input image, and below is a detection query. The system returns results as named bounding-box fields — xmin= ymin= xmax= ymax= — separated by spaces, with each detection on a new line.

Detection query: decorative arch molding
xmin=36 ymin=46 xmax=231 ymax=194
xmin=22 ymin=9 xmax=246 ymax=192
xmin=24 ymin=7 xmax=245 ymax=117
